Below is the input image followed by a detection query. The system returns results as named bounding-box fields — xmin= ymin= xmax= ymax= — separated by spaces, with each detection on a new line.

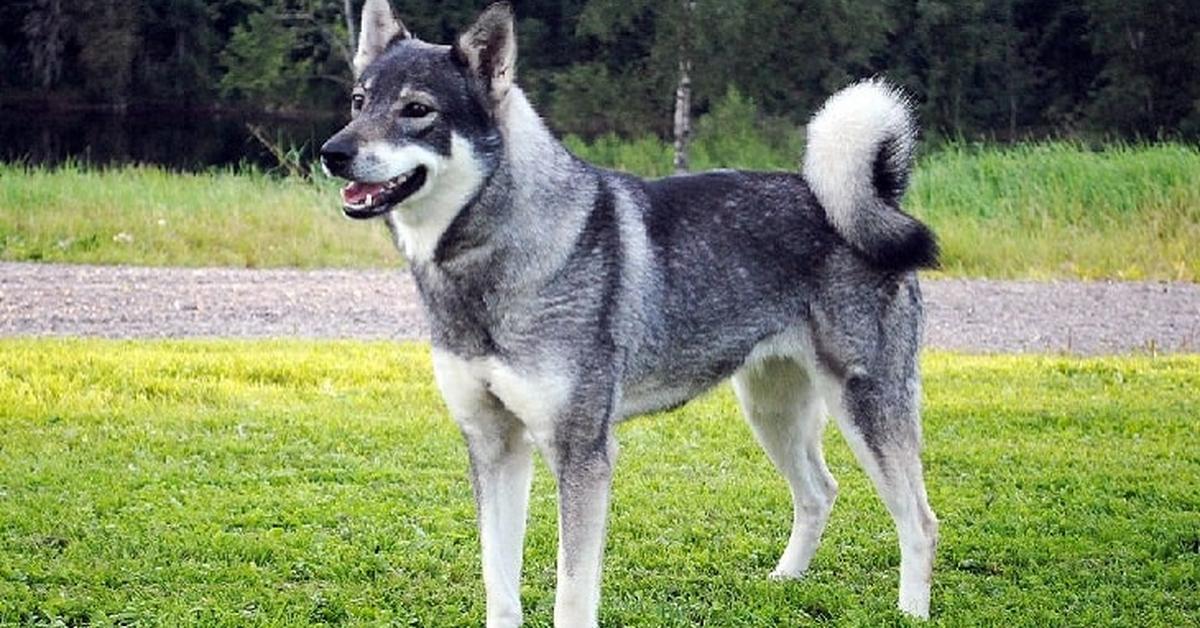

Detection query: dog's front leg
xmin=463 ymin=417 xmax=533 ymax=628
xmin=546 ymin=416 xmax=617 ymax=628
xmin=433 ymin=352 xmax=533 ymax=628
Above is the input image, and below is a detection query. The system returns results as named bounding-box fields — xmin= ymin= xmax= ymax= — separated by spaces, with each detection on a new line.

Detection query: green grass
xmin=0 ymin=162 xmax=397 ymax=269
xmin=913 ymin=143 xmax=1200 ymax=281
xmin=1 ymin=340 xmax=1197 ymax=626
xmin=2 ymin=140 xmax=1199 ymax=280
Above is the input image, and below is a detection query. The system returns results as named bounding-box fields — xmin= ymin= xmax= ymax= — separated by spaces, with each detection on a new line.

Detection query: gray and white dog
xmin=321 ymin=1 xmax=939 ymax=624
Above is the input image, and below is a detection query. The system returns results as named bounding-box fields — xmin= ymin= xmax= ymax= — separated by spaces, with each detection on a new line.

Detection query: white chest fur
xmin=431 ymin=348 xmax=573 ymax=447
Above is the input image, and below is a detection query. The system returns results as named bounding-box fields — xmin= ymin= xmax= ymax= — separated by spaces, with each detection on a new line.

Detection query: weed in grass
xmin=0 ymin=340 xmax=1197 ymax=626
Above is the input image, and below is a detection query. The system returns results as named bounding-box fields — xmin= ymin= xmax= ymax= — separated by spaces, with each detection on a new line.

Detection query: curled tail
xmin=802 ymin=79 xmax=938 ymax=271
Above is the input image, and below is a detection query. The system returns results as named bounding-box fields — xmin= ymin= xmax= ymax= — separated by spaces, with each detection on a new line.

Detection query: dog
xmin=320 ymin=1 xmax=939 ymax=624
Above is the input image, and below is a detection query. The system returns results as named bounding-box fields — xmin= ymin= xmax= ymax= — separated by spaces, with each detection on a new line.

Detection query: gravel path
xmin=2 ymin=262 xmax=1197 ymax=355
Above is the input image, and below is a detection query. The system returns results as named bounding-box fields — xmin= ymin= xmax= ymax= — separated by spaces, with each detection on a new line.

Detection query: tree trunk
xmin=23 ymin=0 xmax=66 ymax=89
xmin=673 ymin=0 xmax=696 ymax=174
xmin=673 ymin=56 xmax=693 ymax=174
xmin=1005 ymin=0 xmax=1017 ymax=140
xmin=343 ymin=0 xmax=357 ymax=52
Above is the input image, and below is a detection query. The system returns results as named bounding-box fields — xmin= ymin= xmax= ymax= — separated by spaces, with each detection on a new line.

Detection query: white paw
xmin=898 ymin=599 xmax=930 ymax=620
xmin=768 ymin=568 xmax=806 ymax=582
xmin=486 ymin=609 xmax=523 ymax=628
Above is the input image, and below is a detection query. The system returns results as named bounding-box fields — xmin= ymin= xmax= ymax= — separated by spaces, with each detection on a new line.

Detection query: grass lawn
xmin=2 ymin=141 xmax=1199 ymax=280
xmin=0 ymin=340 xmax=1197 ymax=626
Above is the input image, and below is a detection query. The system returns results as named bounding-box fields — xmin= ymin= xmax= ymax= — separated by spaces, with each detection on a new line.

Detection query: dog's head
xmin=320 ymin=0 xmax=515 ymax=220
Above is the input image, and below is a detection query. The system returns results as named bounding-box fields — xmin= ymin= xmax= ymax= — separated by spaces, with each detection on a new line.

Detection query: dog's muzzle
xmin=320 ymin=137 xmax=429 ymax=220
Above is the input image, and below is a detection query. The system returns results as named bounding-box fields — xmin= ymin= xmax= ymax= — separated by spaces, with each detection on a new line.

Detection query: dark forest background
xmin=3 ymin=0 xmax=1200 ymax=141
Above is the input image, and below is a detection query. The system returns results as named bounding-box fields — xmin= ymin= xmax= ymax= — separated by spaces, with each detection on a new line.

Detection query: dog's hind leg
xmin=818 ymin=363 xmax=937 ymax=619
xmin=733 ymin=356 xmax=838 ymax=580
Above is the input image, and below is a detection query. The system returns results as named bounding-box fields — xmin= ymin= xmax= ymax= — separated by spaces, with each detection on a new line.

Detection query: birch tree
xmin=673 ymin=0 xmax=696 ymax=173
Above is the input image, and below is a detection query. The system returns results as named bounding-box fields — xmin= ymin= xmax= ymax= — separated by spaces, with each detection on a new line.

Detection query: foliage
xmin=219 ymin=9 xmax=316 ymax=109
xmin=689 ymin=87 xmax=804 ymax=171
xmin=548 ymin=62 xmax=666 ymax=138
xmin=1 ymin=1 xmax=1199 ymax=139
xmin=0 ymin=340 xmax=1197 ymax=626
xmin=139 ymin=0 xmax=220 ymax=102
xmin=75 ymin=0 xmax=140 ymax=106
xmin=20 ymin=0 xmax=65 ymax=89
xmin=1084 ymin=0 xmax=1200 ymax=138
xmin=561 ymin=133 xmax=675 ymax=179
xmin=218 ymin=0 xmax=357 ymax=112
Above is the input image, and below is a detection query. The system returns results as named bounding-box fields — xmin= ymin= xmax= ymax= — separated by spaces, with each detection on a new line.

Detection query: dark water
xmin=0 ymin=108 xmax=346 ymax=171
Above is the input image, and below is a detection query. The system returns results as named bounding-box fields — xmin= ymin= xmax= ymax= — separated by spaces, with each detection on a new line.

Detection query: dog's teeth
xmin=365 ymin=194 xmax=373 ymax=206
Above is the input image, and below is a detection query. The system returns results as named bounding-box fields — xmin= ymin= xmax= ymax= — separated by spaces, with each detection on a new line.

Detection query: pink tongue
xmin=341 ymin=181 xmax=386 ymax=205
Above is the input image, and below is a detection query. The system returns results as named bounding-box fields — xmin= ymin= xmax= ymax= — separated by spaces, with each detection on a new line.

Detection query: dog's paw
xmin=898 ymin=597 xmax=930 ymax=620
xmin=768 ymin=568 xmax=807 ymax=582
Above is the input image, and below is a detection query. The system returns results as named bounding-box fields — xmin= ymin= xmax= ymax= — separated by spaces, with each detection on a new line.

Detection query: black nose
xmin=320 ymin=137 xmax=357 ymax=177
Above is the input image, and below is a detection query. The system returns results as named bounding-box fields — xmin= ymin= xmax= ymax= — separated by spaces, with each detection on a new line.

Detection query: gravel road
xmin=2 ymin=262 xmax=1197 ymax=355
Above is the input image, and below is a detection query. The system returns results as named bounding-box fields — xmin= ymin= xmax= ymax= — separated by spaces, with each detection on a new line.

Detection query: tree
xmin=138 ymin=0 xmax=220 ymax=102
xmin=218 ymin=0 xmax=358 ymax=111
xmin=672 ymin=0 xmax=695 ymax=173
xmin=1084 ymin=0 xmax=1200 ymax=137
xmin=342 ymin=0 xmax=355 ymax=56
xmin=219 ymin=7 xmax=313 ymax=109
xmin=695 ymin=0 xmax=893 ymax=119
xmin=570 ymin=0 xmax=675 ymax=138
xmin=76 ymin=0 xmax=140 ymax=107
xmin=572 ymin=0 xmax=723 ymax=144
xmin=22 ymin=0 xmax=67 ymax=89
xmin=2 ymin=0 xmax=1200 ymax=141
xmin=1009 ymin=0 xmax=1098 ymax=134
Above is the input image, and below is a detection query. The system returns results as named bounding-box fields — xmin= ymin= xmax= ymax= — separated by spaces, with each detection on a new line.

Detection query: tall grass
xmin=914 ymin=142 xmax=1200 ymax=280
xmin=1 ymin=130 xmax=1198 ymax=280
xmin=0 ymin=161 xmax=397 ymax=268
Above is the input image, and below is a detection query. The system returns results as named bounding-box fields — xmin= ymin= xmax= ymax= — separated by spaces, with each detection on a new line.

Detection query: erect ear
xmin=453 ymin=2 xmax=517 ymax=104
xmin=354 ymin=0 xmax=411 ymax=77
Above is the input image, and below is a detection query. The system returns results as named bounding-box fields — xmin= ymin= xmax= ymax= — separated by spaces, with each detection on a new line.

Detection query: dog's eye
xmin=351 ymin=94 xmax=365 ymax=111
xmin=400 ymin=103 xmax=433 ymax=118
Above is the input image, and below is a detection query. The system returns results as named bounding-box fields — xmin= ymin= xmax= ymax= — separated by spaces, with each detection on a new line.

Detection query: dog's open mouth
xmin=341 ymin=167 xmax=428 ymax=219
